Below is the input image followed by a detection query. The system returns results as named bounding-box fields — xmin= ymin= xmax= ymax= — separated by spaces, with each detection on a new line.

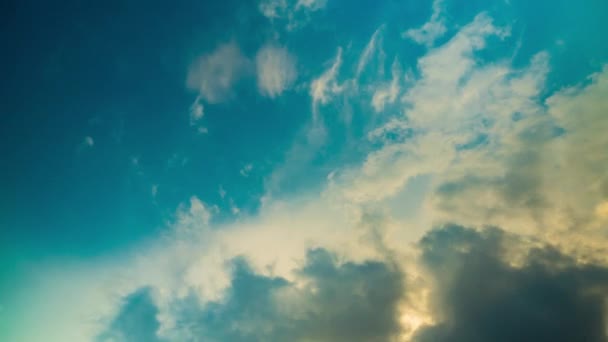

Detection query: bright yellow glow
xmin=595 ymin=201 xmax=608 ymax=219
xmin=399 ymin=309 xmax=434 ymax=341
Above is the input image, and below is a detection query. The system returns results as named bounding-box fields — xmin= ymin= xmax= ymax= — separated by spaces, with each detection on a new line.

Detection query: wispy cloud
xmin=356 ymin=26 xmax=384 ymax=78
xmin=310 ymin=47 xmax=344 ymax=121
xmin=189 ymin=96 xmax=204 ymax=125
xmin=259 ymin=0 xmax=327 ymax=31
xmin=403 ymin=0 xmax=447 ymax=47
xmin=295 ymin=0 xmax=327 ymax=11
xmin=239 ymin=163 xmax=253 ymax=177
xmin=84 ymin=136 xmax=94 ymax=147
xmin=371 ymin=57 xmax=402 ymax=112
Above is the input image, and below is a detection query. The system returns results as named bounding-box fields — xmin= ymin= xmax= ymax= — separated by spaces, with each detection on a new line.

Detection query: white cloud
xmin=310 ymin=47 xmax=344 ymax=120
xmin=403 ymin=0 xmax=447 ymax=47
xmin=371 ymin=58 xmax=402 ymax=112
xmin=186 ymin=42 xmax=249 ymax=104
xmin=189 ymin=96 xmax=204 ymax=125
xmin=259 ymin=0 xmax=327 ymax=31
xmin=335 ymin=13 xmax=512 ymax=204
xmin=295 ymin=0 xmax=327 ymax=11
xmin=356 ymin=26 xmax=384 ymax=78
xmin=259 ymin=0 xmax=288 ymax=19
xmin=256 ymin=44 xmax=298 ymax=98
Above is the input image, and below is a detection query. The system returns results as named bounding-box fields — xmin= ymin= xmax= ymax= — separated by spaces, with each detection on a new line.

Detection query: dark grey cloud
xmin=103 ymin=248 xmax=404 ymax=342
xmin=414 ymin=225 xmax=608 ymax=342
xmin=97 ymin=287 xmax=163 ymax=342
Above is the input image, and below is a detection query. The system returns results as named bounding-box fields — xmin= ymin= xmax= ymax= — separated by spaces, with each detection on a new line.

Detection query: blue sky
xmin=2 ymin=0 xmax=608 ymax=341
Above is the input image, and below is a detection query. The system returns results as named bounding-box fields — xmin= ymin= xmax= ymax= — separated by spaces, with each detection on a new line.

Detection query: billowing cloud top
xmin=3 ymin=0 xmax=608 ymax=341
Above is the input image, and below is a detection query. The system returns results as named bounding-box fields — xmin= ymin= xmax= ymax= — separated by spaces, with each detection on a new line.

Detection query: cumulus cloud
xmin=186 ymin=42 xmax=249 ymax=104
xmin=256 ymin=44 xmax=298 ymax=98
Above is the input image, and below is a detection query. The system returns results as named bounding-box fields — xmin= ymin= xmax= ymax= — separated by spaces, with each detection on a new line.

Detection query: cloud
xmin=310 ymin=47 xmax=344 ymax=120
xmin=403 ymin=0 xmax=447 ymax=47
xmin=414 ymin=225 xmax=608 ymax=342
xmin=295 ymin=0 xmax=327 ymax=11
xmin=189 ymin=96 xmax=204 ymax=125
xmin=77 ymin=135 xmax=95 ymax=151
xmin=371 ymin=57 xmax=402 ymax=112
xmin=105 ymin=248 xmax=403 ymax=342
xmin=186 ymin=42 xmax=249 ymax=104
xmin=96 ymin=288 xmax=163 ymax=342
xmin=259 ymin=0 xmax=327 ymax=31
xmin=256 ymin=44 xmax=298 ymax=98
xmin=426 ymin=62 xmax=608 ymax=251
xmin=356 ymin=26 xmax=384 ymax=78
xmin=259 ymin=0 xmax=288 ymax=19
xmin=332 ymin=13 xmax=512 ymax=204
xmin=239 ymin=163 xmax=253 ymax=177
xmin=84 ymin=136 xmax=94 ymax=146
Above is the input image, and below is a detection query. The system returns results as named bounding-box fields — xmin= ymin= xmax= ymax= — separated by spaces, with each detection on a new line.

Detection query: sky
xmin=1 ymin=0 xmax=608 ymax=341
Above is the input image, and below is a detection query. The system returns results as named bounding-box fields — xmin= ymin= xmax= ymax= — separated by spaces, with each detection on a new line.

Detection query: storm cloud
xmin=415 ymin=225 xmax=608 ymax=342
